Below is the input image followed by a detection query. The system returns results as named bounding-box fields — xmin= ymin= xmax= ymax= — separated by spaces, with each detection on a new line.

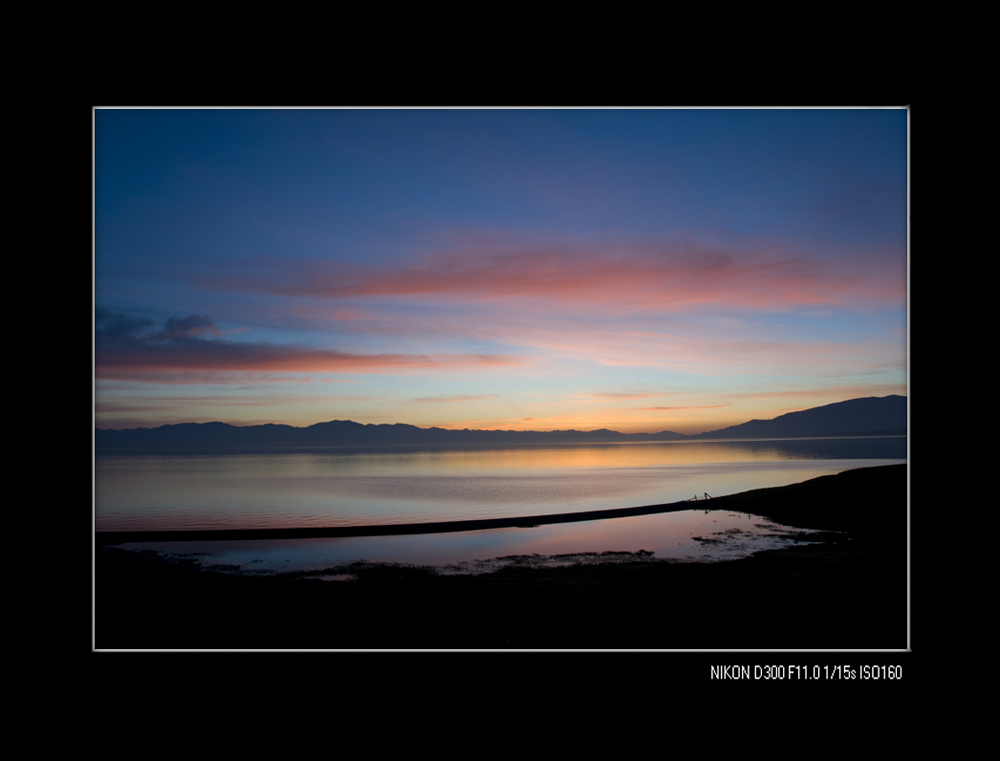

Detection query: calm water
xmin=95 ymin=437 xmax=906 ymax=532
xmin=96 ymin=436 xmax=905 ymax=572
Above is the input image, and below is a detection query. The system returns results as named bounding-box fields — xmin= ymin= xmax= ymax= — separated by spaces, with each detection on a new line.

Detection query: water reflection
xmin=95 ymin=437 xmax=906 ymax=532
xmin=121 ymin=507 xmax=823 ymax=576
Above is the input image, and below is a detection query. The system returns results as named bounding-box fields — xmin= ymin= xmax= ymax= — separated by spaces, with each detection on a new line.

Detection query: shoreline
xmin=95 ymin=499 xmax=706 ymax=546
xmin=95 ymin=464 xmax=907 ymax=649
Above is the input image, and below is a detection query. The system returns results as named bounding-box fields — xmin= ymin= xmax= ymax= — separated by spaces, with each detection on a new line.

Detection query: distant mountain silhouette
xmin=688 ymin=395 xmax=907 ymax=440
xmin=94 ymin=420 xmax=687 ymax=452
xmin=95 ymin=395 xmax=906 ymax=452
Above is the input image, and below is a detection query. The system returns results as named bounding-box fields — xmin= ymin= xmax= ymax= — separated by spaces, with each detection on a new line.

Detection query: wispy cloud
xmin=203 ymin=240 xmax=904 ymax=314
xmin=632 ymin=405 xmax=731 ymax=411
xmin=411 ymin=394 xmax=497 ymax=404
xmin=95 ymin=311 xmax=522 ymax=382
xmin=582 ymin=391 xmax=668 ymax=401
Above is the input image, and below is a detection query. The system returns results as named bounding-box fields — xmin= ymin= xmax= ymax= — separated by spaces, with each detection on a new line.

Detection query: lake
xmin=95 ymin=436 xmax=906 ymax=573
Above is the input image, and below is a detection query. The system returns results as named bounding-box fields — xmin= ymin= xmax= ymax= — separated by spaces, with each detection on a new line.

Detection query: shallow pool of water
xmin=119 ymin=505 xmax=823 ymax=576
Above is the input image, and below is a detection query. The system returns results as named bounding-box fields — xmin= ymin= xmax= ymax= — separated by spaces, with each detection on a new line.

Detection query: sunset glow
xmin=94 ymin=107 xmax=907 ymax=434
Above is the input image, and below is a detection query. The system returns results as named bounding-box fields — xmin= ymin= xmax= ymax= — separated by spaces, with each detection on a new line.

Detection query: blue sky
xmin=94 ymin=107 xmax=907 ymax=434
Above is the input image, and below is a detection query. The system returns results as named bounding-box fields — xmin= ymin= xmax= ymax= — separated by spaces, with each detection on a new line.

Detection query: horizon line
xmin=95 ymin=394 xmax=907 ymax=437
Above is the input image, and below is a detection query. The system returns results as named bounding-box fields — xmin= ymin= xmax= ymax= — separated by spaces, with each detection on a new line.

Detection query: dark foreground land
xmin=95 ymin=464 xmax=907 ymax=650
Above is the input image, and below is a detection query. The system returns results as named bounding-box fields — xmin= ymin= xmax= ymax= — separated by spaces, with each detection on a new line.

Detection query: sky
xmin=93 ymin=107 xmax=908 ymax=435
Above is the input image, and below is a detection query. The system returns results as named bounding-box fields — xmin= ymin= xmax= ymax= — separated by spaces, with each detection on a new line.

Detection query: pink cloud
xmin=212 ymin=242 xmax=904 ymax=313
xmin=96 ymin=340 xmax=522 ymax=382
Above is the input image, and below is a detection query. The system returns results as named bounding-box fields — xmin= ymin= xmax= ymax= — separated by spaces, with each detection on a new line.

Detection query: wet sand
xmin=95 ymin=464 xmax=907 ymax=650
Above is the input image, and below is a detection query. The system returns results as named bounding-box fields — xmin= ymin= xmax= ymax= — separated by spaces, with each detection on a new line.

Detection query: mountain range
xmin=95 ymin=395 xmax=907 ymax=453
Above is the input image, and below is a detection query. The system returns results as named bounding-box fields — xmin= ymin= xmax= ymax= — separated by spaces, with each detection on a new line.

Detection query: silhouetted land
xmin=95 ymin=464 xmax=907 ymax=650
xmin=95 ymin=395 xmax=906 ymax=453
